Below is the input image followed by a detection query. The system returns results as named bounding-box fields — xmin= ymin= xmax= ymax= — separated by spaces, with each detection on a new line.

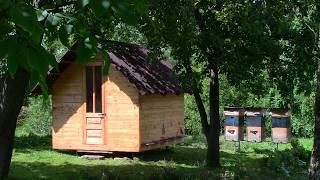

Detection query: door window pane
xmin=95 ymin=67 xmax=102 ymax=113
xmin=86 ymin=67 xmax=93 ymax=112
xmin=86 ymin=66 xmax=102 ymax=113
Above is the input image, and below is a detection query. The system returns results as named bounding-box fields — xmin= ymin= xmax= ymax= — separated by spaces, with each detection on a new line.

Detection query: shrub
xmin=16 ymin=96 xmax=52 ymax=136
xmin=184 ymin=95 xmax=203 ymax=135
xmin=265 ymin=138 xmax=310 ymax=177
xmin=291 ymin=92 xmax=315 ymax=137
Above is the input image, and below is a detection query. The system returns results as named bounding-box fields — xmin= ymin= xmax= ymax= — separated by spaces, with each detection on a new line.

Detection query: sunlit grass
xmin=9 ymin=135 xmax=312 ymax=180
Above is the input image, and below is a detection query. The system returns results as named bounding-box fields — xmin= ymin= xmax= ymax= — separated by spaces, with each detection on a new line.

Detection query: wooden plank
xmin=51 ymin=63 xmax=85 ymax=150
xmin=87 ymin=118 xmax=101 ymax=124
xmin=139 ymin=94 xmax=184 ymax=148
xmin=87 ymin=130 xmax=102 ymax=137
xmin=86 ymin=113 xmax=105 ymax=118
xmin=86 ymin=137 xmax=103 ymax=145
xmin=86 ymin=123 xmax=103 ymax=130
xmin=53 ymin=95 xmax=82 ymax=103
xmin=103 ymin=66 xmax=140 ymax=151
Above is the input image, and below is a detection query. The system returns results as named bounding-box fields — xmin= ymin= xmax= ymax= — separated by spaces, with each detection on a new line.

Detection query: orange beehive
xmin=271 ymin=109 xmax=291 ymax=143
xmin=246 ymin=108 xmax=265 ymax=142
xmin=224 ymin=108 xmax=245 ymax=141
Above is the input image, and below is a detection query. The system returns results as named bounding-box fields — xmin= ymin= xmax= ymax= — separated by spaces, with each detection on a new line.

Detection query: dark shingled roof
xmin=32 ymin=41 xmax=192 ymax=95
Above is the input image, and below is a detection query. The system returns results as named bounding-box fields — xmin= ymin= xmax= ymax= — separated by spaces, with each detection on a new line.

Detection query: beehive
xmin=271 ymin=109 xmax=290 ymax=143
xmin=245 ymin=108 xmax=265 ymax=142
xmin=224 ymin=108 xmax=245 ymax=141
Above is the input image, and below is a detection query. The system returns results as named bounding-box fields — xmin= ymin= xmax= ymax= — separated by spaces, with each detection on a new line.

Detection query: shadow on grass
xmin=11 ymin=151 xmax=296 ymax=180
xmin=12 ymin=135 xmax=309 ymax=180
xmin=15 ymin=134 xmax=51 ymax=150
xmin=10 ymin=161 xmax=226 ymax=180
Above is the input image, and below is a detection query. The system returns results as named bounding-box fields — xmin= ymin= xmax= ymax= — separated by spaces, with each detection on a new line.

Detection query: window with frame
xmin=86 ymin=66 xmax=102 ymax=113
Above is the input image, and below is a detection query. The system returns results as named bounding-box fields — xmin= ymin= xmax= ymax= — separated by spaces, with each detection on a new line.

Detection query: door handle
xmin=97 ymin=113 xmax=106 ymax=117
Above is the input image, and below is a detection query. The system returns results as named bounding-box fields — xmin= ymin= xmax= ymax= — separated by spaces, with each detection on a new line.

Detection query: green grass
xmin=9 ymin=135 xmax=313 ymax=180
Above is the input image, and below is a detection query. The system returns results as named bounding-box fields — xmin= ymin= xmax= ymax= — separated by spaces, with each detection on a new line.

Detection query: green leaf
xmin=0 ymin=0 xmax=11 ymax=12
xmin=18 ymin=46 xmax=31 ymax=71
xmin=58 ymin=24 xmax=73 ymax=47
xmin=101 ymin=50 xmax=111 ymax=75
xmin=47 ymin=52 xmax=58 ymax=70
xmin=39 ymin=74 xmax=49 ymax=97
xmin=37 ymin=46 xmax=54 ymax=75
xmin=76 ymin=37 xmax=98 ymax=64
xmin=76 ymin=43 xmax=93 ymax=64
xmin=132 ymin=0 xmax=148 ymax=14
xmin=65 ymin=24 xmax=74 ymax=34
xmin=90 ymin=0 xmax=111 ymax=17
xmin=8 ymin=4 xmax=44 ymax=43
xmin=29 ymin=72 xmax=39 ymax=90
xmin=0 ymin=21 xmax=12 ymax=37
xmin=25 ymin=44 xmax=51 ymax=76
xmin=81 ymin=0 xmax=90 ymax=7
xmin=36 ymin=9 xmax=48 ymax=21
xmin=58 ymin=26 xmax=69 ymax=47
xmin=7 ymin=48 xmax=19 ymax=75
xmin=0 ymin=36 xmax=20 ymax=75
xmin=112 ymin=1 xmax=138 ymax=25
xmin=47 ymin=14 xmax=61 ymax=26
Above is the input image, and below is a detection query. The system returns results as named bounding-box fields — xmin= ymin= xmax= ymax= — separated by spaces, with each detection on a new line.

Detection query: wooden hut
xmin=32 ymin=42 xmax=191 ymax=152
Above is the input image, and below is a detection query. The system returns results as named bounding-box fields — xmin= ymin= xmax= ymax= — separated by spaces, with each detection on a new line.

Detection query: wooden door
xmin=86 ymin=113 xmax=105 ymax=144
xmin=84 ymin=65 xmax=106 ymax=145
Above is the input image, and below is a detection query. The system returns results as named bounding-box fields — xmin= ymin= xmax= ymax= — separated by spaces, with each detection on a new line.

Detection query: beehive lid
xmin=224 ymin=107 xmax=245 ymax=116
xmin=245 ymin=107 xmax=265 ymax=117
xmin=271 ymin=108 xmax=290 ymax=117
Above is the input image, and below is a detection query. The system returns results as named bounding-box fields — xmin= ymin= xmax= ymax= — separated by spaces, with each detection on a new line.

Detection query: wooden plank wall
xmin=52 ymin=63 xmax=84 ymax=149
xmin=51 ymin=60 xmax=182 ymax=152
xmin=104 ymin=66 xmax=140 ymax=152
xmin=52 ymin=64 xmax=140 ymax=152
xmin=139 ymin=94 xmax=185 ymax=151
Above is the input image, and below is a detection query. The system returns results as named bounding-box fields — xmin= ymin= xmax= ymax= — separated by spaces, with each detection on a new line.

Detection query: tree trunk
xmin=309 ymin=59 xmax=320 ymax=180
xmin=192 ymin=85 xmax=210 ymax=138
xmin=184 ymin=64 xmax=210 ymax=138
xmin=0 ymin=67 xmax=30 ymax=179
xmin=207 ymin=65 xmax=220 ymax=168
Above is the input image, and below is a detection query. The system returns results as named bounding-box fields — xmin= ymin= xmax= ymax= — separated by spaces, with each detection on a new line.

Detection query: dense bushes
xmin=291 ymin=92 xmax=315 ymax=137
xmin=16 ymin=96 xmax=52 ymax=136
xmin=264 ymin=138 xmax=311 ymax=177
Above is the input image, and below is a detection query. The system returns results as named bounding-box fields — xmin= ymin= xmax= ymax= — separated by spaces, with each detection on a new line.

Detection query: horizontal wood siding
xmin=104 ymin=67 xmax=140 ymax=152
xmin=140 ymin=94 xmax=184 ymax=151
xmin=52 ymin=63 xmax=84 ymax=149
xmin=52 ymin=64 xmax=140 ymax=152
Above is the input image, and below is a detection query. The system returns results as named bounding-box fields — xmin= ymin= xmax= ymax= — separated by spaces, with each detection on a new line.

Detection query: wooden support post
xmin=234 ymin=141 xmax=241 ymax=152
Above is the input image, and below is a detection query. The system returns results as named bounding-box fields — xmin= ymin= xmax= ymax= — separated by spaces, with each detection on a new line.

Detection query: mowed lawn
xmin=9 ymin=135 xmax=313 ymax=180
